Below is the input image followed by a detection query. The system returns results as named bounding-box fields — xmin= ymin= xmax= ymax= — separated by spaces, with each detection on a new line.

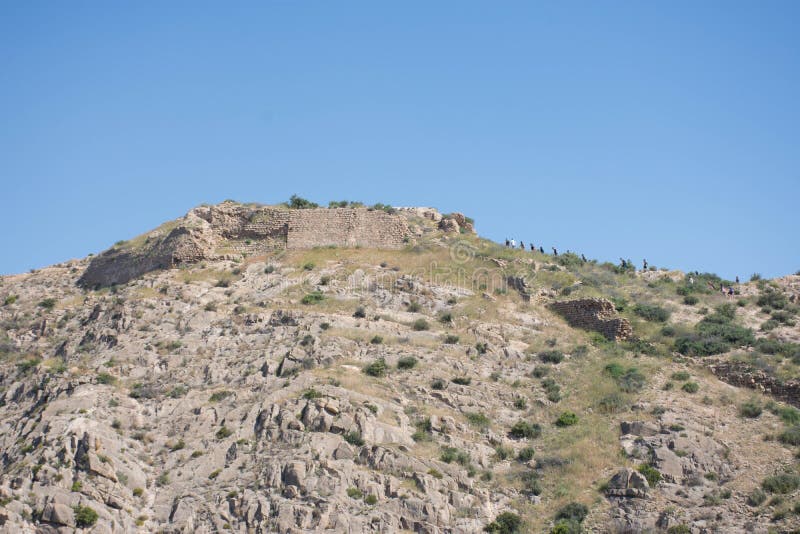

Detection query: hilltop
xmin=0 ymin=198 xmax=799 ymax=533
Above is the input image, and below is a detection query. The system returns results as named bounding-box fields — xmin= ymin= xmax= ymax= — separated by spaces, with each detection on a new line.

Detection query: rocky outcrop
xmin=549 ymin=298 xmax=632 ymax=340
xmin=606 ymin=468 xmax=650 ymax=498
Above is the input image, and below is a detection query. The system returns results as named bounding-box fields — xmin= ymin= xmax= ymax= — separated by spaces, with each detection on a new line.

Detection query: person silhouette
xmin=552 ymin=247 xmax=558 ymax=256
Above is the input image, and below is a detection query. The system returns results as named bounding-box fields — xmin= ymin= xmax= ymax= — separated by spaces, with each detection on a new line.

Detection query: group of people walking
xmin=504 ymin=238 xmax=591 ymax=264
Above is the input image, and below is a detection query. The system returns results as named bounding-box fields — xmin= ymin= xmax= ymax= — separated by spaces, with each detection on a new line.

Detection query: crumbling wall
xmin=79 ymin=203 xmax=415 ymax=287
xmin=549 ymin=298 xmax=632 ymax=340
xmin=708 ymin=359 xmax=800 ymax=408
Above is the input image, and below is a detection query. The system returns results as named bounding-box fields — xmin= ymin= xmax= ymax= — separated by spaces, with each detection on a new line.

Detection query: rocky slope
xmin=1 ymin=201 xmax=799 ymax=533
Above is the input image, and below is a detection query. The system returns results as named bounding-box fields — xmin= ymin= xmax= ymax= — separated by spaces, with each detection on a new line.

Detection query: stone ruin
xmin=78 ymin=202 xmax=473 ymax=287
xmin=549 ymin=297 xmax=633 ymax=340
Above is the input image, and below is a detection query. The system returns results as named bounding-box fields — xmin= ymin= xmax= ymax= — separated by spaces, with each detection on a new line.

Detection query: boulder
xmin=606 ymin=468 xmax=650 ymax=498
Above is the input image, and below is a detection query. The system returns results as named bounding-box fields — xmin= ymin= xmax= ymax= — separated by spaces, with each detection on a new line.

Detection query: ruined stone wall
xmin=285 ymin=209 xmax=409 ymax=249
xmin=709 ymin=360 xmax=800 ymax=408
xmin=79 ymin=204 xmax=415 ymax=287
xmin=550 ymin=298 xmax=632 ymax=340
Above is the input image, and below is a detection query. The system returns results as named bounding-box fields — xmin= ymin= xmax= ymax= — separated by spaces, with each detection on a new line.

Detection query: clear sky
xmin=1 ymin=1 xmax=798 ymax=280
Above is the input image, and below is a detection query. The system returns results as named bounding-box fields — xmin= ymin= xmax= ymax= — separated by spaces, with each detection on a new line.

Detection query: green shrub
xmin=363 ymin=358 xmax=387 ymax=377
xmin=762 ymin=473 xmax=800 ymax=494
xmin=605 ymin=363 xmax=645 ymax=393
xmin=475 ymin=342 xmax=489 ymax=354
xmin=767 ymin=403 xmax=800 ymax=425
xmin=411 ymin=418 xmax=433 ymax=442
xmin=302 ymin=388 xmax=323 ymax=400
xmin=364 ymin=494 xmax=378 ymax=505
xmin=301 ymin=291 xmax=324 ymax=304
xmin=681 ymin=382 xmax=699 ymax=394
xmin=264 ymin=264 xmax=276 ymax=274
xmin=407 ymin=301 xmax=421 ymax=312
xmin=683 ymin=295 xmax=699 ymax=306
xmin=597 ymin=393 xmax=627 ymax=414
xmin=519 ymin=470 xmax=542 ymax=495
xmin=637 ymin=464 xmax=661 ymax=487
xmin=71 ymin=480 xmax=82 ymax=492
xmin=513 ymin=397 xmax=527 ymax=410
xmin=412 ymin=318 xmax=430 ymax=331
xmin=346 ymin=487 xmax=363 ymax=499
xmin=209 ymin=390 xmax=233 ymax=402
xmin=778 ymin=426 xmax=800 ymax=446
xmin=95 ymin=372 xmax=116 ymax=385
xmin=739 ymin=400 xmax=763 ymax=418
xmin=287 ymin=194 xmax=318 ymax=209
xmin=618 ymin=368 xmax=646 ymax=393
xmin=73 ymin=505 xmax=99 ymax=528
xmin=757 ymin=288 xmax=789 ymax=310
xmin=667 ymin=526 xmax=691 ymax=534
xmin=633 ymin=303 xmax=670 ymax=322
xmin=38 ymin=298 xmax=57 ymax=310
xmin=517 ymin=447 xmax=535 ymax=462
xmin=397 ymin=356 xmax=417 ymax=370
xmin=439 ymin=312 xmax=453 ymax=324
xmin=343 ymin=431 xmax=365 ymax=446
xmin=539 ymin=350 xmax=564 ymax=364
xmin=509 ymin=421 xmax=542 ymax=439
xmin=216 ymin=426 xmax=233 ymax=439
xmin=542 ymin=378 xmax=562 ymax=403
xmin=353 ymin=306 xmax=366 ymax=318
xmin=370 ymin=335 xmax=383 ymax=345
xmin=604 ymin=362 xmax=625 ymax=378
xmin=431 ymin=378 xmax=445 ymax=390
xmin=444 ymin=334 xmax=460 ymax=344
xmin=551 ymin=519 xmax=582 ymax=534
xmin=555 ymin=411 xmax=579 ymax=427
xmin=484 ymin=511 xmax=523 ymax=533
xmin=3 ymin=295 xmax=17 ymax=306
xmin=440 ymin=446 xmax=470 ymax=465
xmin=747 ymin=488 xmax=767 ymax=506
xmin=465 ymin=412 xmax=490 ymax=429
xmin=422 ymin=468 xmax=442 ymax=481
xmin=670 ymin=371 xmax=690 ymax=381
xmin=555 ymin=502 xmax=588 ymax=523
xmin=451 ymin=376 xmax=471 ymax=385
xmin=675 ymin=304 xmax=755 ymax=356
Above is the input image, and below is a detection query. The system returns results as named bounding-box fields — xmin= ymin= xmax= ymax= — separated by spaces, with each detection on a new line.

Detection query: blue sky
xmin=1 ymin=1 xmax=798 ymax=279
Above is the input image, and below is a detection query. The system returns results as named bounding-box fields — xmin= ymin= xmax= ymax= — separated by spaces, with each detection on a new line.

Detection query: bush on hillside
xmin=633 ymin=304 xmax=671 ymax=322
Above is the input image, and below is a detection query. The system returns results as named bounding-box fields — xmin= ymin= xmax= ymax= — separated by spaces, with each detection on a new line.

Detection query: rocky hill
xmin=1 ymin=199 xmax=799 ymax=533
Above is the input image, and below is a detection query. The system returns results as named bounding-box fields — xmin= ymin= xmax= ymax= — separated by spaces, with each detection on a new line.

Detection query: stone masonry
xmin=549 ymin=298 xmax=633 ymax=341
xmin=79 ymin=203 xmax=417 ymax=287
